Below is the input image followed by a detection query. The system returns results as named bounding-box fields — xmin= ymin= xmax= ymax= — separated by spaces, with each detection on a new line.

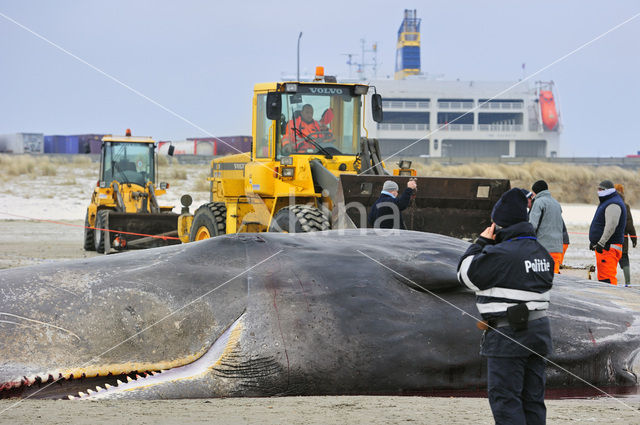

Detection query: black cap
xmin=598 ymin=180 xmax=614 ymax=190
xmin=491 ymin=188 xmax=529 ymax=228
xmin=531 ymin=180 xmax=548 ymax=194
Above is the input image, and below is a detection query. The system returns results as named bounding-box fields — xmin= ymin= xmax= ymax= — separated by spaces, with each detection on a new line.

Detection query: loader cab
xmin=100 ymin=137 xmax=156 ymax=187
xmin=256 ymin=82 xmax=377 ymax=161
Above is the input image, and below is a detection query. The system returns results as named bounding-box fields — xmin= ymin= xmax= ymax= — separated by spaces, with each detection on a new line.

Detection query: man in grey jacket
xmin=530 ymin=180 xmax=565 ymax=273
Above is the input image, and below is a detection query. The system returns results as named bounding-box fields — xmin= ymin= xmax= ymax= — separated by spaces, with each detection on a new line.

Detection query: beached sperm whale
xmin=0 ymin=230 xmax=638 ymax=400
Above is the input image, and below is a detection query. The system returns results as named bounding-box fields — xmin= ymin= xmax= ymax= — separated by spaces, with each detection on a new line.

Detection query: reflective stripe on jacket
xmin=457 ymin=221 xmax=554 ymax=320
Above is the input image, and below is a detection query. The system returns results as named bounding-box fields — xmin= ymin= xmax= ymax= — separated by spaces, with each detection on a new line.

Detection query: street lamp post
xmin=297 ymin=32 xmax=303 ymax=82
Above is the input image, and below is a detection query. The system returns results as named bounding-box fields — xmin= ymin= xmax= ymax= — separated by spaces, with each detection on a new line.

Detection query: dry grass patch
xmin=192 ymin=171 xmax=211 ymax=192
xmin=413 ymin=161 xmax=640 ymax=206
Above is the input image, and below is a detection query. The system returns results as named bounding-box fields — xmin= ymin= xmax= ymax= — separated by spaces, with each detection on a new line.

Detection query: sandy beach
xmin=0 ymin=395 xmax=639 ymax=425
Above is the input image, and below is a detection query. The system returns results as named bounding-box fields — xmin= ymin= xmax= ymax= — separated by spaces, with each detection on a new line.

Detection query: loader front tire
xmin=94 ymin=210 xmax=110 ymax=253
xmin=189 ymin=203 xmax=227 ymax=242
xmin=269 ymin=205 xmax=330 ymax=233
xmin=83 ymin=210 xmax=95 ymax=251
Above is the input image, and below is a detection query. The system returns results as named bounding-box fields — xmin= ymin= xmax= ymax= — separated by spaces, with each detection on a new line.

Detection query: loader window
xmin=102 ymin=142 xmax=155 ymax=186
xmin=255 ymin=94 xmax=271 ymax=158
xmin=276 ymin=85 xmax=360 ymax=158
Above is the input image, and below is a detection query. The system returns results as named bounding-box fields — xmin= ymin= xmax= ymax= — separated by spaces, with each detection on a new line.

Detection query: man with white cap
xmin=368 ymin=179 xmax=417 ymax=229
xmin=589 ymin=180 xmax=627 ymax=285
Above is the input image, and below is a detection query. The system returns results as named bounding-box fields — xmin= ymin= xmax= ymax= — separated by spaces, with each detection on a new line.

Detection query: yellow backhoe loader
xmin=84 ymin=130 xmax=180 ymax=253
xmin=178 ymin=69 xmax=510 ymax=241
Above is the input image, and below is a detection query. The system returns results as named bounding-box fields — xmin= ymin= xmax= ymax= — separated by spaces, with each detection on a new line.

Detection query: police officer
xmin=457 ymin=188 xmax=554 ymax=425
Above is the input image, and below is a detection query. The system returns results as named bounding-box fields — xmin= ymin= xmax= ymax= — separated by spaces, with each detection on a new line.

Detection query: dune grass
xmin=412 ymin=161 xmax=640 ymax=206
xmin=2 ymin=154 xmax=640 ymax=207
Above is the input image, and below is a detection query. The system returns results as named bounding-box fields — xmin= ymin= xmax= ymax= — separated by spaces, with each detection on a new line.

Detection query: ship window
xmin=478 ymin=113 xmax=523 ymax=125
xmin=383 ymin=111 xmax=429 ymax=124
xmin=437 ymin=112 xmax=473 ymax=124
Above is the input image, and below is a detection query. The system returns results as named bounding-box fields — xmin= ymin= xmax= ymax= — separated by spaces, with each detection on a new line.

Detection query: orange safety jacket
xmin=283 ymin=117 xmax=324 ymax=151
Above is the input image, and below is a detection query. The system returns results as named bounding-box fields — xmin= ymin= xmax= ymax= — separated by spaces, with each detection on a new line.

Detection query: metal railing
xmin=437 ymin=101 xmax=474 ymax=109
xmin=439 ymin=123 xmax=474 ymax=131
xmin=479 ymin=102 xmax=523 ymax=110
xmin=377 ymin=123 xmax=430 ymax=131
xmin=382 ymin=100 xmax=430 ymax=109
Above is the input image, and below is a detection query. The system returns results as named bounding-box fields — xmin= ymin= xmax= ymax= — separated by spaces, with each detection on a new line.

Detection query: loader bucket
xmin=334 ymin=175 xmax=511 ymax=240
xmin=103 ymin=212 xmax=180 ymax=251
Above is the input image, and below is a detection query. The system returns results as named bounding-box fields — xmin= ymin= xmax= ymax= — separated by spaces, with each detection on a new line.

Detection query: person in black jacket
xmin=368 ymin=179 xmax=417 ymax=229
xmin=457 ymin=188 xmax=554 ymax=425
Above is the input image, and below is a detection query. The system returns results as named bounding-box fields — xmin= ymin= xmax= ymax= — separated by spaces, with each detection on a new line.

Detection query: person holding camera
xmin=457 ymin=188 xmax=554 ymax=424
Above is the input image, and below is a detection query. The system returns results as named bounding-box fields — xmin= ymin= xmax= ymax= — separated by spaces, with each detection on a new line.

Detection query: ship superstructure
xmin=362 ymin=9 xmax=561 ymax=159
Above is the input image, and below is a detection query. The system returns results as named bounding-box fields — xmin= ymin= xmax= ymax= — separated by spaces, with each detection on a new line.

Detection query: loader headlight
xmin=159 ymin=182 xmax=169 ymax=190
xmin=285 ymin=83 xmax=298 ymax=93
xmin=398 ymin=160 xmax=412 ymax=169
xmin=281 ymin=167 xmax=295 ymax=178
xmin=99 ymin=181 xmax=108 ymax=188
xmin=280 ymin=156 xmax=293 ymax=166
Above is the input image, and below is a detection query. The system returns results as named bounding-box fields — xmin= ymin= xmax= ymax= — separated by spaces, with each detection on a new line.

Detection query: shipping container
xmin=74 ymin=134 xmax=105 ymax=154
xmin=45 ymin=135 xmax=79 ymax=154
xmin=0 ymin=133 xmax=44 ymax=154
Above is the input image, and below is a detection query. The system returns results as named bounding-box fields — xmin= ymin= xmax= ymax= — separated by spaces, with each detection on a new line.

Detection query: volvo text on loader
xmin=84 ymin=130 xmax=180 ymax=253
xmin=178 ymin=69 xmax=510 ymax=241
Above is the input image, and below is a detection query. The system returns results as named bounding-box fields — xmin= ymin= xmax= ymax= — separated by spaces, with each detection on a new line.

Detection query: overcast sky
xmin=1 ymin=1 xmax=639 ymax=157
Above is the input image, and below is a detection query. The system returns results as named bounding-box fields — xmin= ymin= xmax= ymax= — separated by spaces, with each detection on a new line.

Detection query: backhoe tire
xmin=94 ymin=210 xmax=110 ymax=254
xmin=189 ymin=203 xmax=227 ymax=241
xmin=269 ymin=205 xmax=330 ymax=233
xmin=83 ymin=210 xmax=95 ymax=251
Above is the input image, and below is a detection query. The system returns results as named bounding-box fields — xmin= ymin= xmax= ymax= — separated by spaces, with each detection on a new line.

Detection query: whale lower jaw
xmin=67 ymin=314 xmax=244 ymax=400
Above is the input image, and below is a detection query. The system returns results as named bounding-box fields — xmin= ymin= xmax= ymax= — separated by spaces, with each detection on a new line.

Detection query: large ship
xmin=362 ymin=9 xmax=561 ymax=159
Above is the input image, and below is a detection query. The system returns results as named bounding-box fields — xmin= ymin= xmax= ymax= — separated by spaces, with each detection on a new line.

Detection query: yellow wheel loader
xmin=84 ymin=131 xmax=180 ymax=253
xmin=178 ymin=69 xmax=510 ymax=241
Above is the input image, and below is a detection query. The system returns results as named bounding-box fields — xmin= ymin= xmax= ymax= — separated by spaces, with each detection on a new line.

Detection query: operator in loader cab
xmin=368 ymin=179 xmax=417 ymax=229
xmin=282 ymin=104 xmax=334 ymax=152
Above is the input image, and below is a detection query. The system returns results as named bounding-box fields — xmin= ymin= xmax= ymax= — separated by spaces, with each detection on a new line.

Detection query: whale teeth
xmin=116 ymin=380 xmax=124 ymax=386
